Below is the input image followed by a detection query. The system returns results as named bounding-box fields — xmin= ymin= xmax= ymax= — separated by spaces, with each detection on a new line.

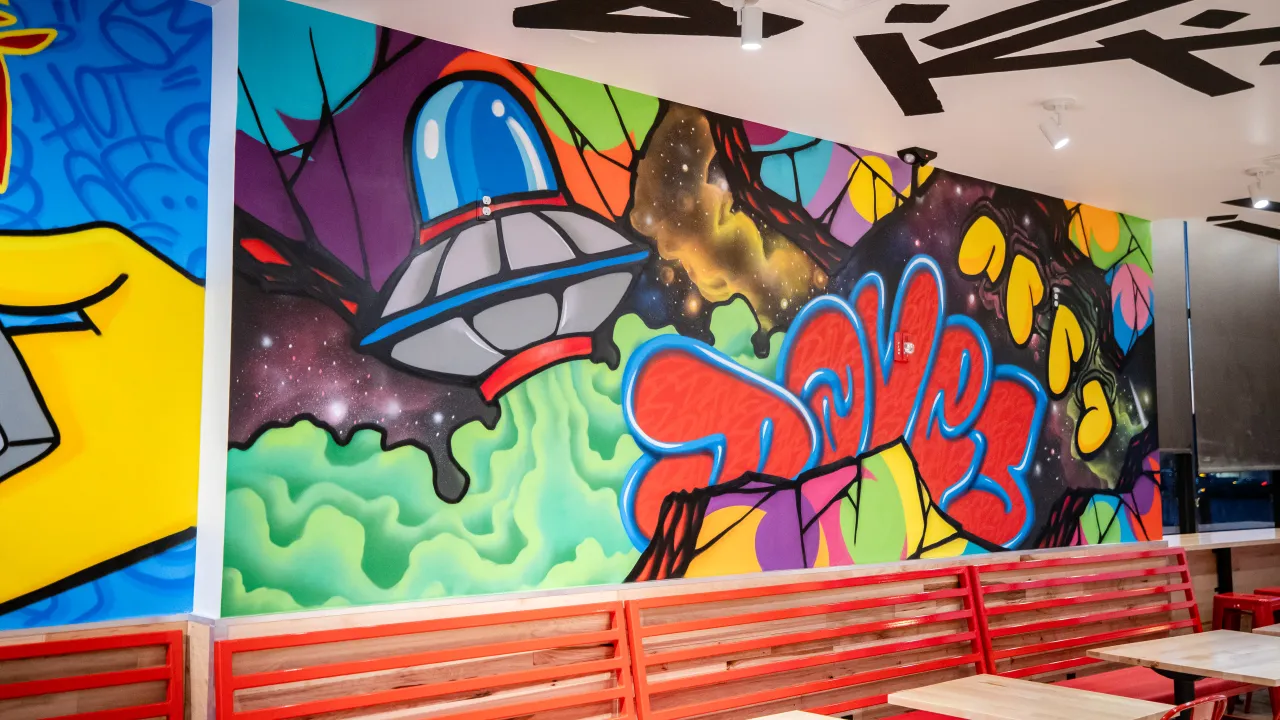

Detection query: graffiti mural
xmin=224 ymin=0 xmax=1159 ymax=615
xmin=0 ymin=0 xmax=211 ymax=630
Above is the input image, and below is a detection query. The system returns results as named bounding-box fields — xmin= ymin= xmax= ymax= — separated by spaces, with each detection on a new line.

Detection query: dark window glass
xmin=1195 ymin=470 xmax=1276 ymax=531
xmin=1159 ymin=454 xmax=1181 ymax=535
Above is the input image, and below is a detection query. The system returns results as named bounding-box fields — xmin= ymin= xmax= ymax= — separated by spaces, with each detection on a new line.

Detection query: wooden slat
xmin=971 ymin=548 xmax=1204 ymax=681
xmin=628 ymin=566 xmax=984 ymax=720
xmin=0 ymin=628 xmax=184 ymax=720
xmin=215 ymin=602 xmax=634 ymax=720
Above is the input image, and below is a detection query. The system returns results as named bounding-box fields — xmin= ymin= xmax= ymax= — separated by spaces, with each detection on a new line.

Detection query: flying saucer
xmin=359 ymin=77 xmax=649 ymax=400
xmin=0 ymin=331 xmax=57 ymax=480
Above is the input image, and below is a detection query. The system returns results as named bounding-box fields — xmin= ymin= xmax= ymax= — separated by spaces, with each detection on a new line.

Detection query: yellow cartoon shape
xmin=958 ymin=215 xmax=1006 ymax=282
xmin=1076 ymin=379 xmax=1114 ymax=455
xmin=1006 ymin=254 xmax=1044 ymax=346
xmin=848 ymin=155 xmax=900 ymax=223
xmin=0 ymin=226 xmax=204 ymax=605
xmin=1047 ymin=304 xmax=1085 ymax=396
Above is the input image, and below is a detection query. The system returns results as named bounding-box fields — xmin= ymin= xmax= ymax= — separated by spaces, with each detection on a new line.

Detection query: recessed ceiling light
xmin=1248 ymin=169 xmax=1274 ymax=210
xmin=1039 ymin=99 xmax=1074 ymax=151
xmin=739 ymin=0 xmax=763 ymax=50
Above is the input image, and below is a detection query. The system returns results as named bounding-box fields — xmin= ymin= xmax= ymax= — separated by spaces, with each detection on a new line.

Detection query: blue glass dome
xmin=411 ymin=80 xmax=558 ymax=222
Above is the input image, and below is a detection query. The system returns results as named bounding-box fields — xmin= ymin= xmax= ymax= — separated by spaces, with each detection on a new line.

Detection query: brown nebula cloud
xmin=630 ymin=104 xmax=823 ymax=330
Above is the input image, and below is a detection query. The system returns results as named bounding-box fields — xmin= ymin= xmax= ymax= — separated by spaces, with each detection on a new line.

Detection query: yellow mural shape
xmin=1006 ymin=254 xmax=1044 ymax=346
xmin=877 ymin=442 xmax=966 ymax=559
xmin=1077 ymin=379 xmax=1114 ymax=455
xmin=1048 ymin=304 xmax=1085 ymax=396
xmin=921 ymin=536 xmax=969 ymax=559
xmin=1067 ymin=202 xmax=1121 ymax=257
xmin=915 ymin=164 xmax=935 ymax=190
xmin=849 ymin=155 xmax=900 ymax=223
xmin=685 ymin=506 xmax=765 ymax=578
xmin=958 ymin=215 xmax=1006 ymax=283
xmin=0 ymin=226 xmax=204 ymax=604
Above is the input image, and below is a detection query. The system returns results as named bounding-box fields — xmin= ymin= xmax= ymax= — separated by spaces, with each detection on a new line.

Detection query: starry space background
xmin=829 ymin=169 xmax=1159 ymax=533
xmin=228 ymin=276 xmax=496 ymax=450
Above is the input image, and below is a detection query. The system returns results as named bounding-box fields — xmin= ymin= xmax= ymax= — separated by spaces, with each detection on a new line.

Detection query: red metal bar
xmin=982 ymin=581 xmax=1193 ymax=616
xmin=647 ymin=653 xmax=981 ymax=720
xmin=962 ymin=565 xmax=995 ymax=675
xmin=977 ymin=563 xmax=1189 ymax=595
xmin=626 ymin=569 xmax=978 ymax=720
xmin=0 ymin=630 xmax=181 ymax=661
xmin=625 ymin=601 xmax=652 ymax=720
xmin=646 ymin=608 xmax=976 ymax=666
xmin=0 ymin=666 xmax=171 ymax=701
xmin=986 ymin=600 xmax=1197 ymax=639
xmin=219 ymin=601 xmax=622 ymax=653
xmin=968 ymin=548 xmax=1205 ymax=681
xmin=234 ymin=656 xmax=628 ymax=720
xmin=973 ymin=547 xmax=1183 ymax=574
xmin=647 ymin=630 xmax=976 ymax=694
xmin=612 ymin=606 xmax=637 ymax=720
xmin=634 ymin=586 xmax=970 ymax=639
xmin=428 ymin=686 xmax=632 ymax=720
xmin=216 ymin=603 xmax=634 ymax=720
xmin=56 ymin=703 xmax=179 ymax=720
xmin=629 ymin=566 xmax=967 ymax=611
xmin=164 ymin=632 xmax=185 ymax=720
xmin=1174 ymin=550 xmax=1205 ymax=633
xmin=1001 ymin=654 xmax=1102 ymax=679
xmin=0 ymin=629 xmax=184 ymax=720
xmin=229 ymin=627 xmax=622 ymax=690
xmin=989 ymin=619 xmax=1195 ymax=661
xmin=215 ymin=636 xmax=237 ymax=720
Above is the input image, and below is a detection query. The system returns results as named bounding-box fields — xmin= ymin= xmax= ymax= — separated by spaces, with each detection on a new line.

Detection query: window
xmin=1195 ymin=470 xmax=1276 ymax=532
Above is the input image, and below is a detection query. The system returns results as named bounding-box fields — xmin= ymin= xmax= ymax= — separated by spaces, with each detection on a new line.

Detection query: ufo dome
xmin=360 ymin=77 xmax=649 ymax=393
xmin=411 ymin=78 xmax=557 ymax=222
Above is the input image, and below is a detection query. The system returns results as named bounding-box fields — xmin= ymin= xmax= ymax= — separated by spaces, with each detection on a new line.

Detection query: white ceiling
xmin=294 ymin=0 xmax=1280 ymax=228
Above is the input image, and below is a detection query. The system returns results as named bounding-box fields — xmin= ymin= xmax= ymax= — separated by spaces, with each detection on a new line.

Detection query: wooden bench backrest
xmin=970 ymin=547 xmax=1201 ymax=680
xmin=0 ymin=630 xmax=185 ymax=720
xmin=626 ymin=566 xmax=985 ymax=720
xmin=214 ymin=602 xmax=634 ymax=720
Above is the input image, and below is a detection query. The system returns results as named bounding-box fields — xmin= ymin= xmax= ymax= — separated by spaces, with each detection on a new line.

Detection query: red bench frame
xmin=213 ymin=602 xmax=635 ymax=720
xmin=968 ymin=547 xmax=1201 ymax=679
xmin=0 ymin=630 xmax=186 ymax=720
xmin=626 ymin=566 xmax=987 ymax=720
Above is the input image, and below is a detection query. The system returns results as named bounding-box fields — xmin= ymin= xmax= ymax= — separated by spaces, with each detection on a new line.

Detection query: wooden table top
xmin=1256 ymin=624 xmax=1280 ymax=638
xmin=887 ymin=674 xmax=1172 ymax=720
xmin=1089 ymin=630 xmax=1280 ymax=687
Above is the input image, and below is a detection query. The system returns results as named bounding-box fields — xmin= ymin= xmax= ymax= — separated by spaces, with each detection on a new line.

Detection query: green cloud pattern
xmin=223 ymin=301 xmax=778 ymax=615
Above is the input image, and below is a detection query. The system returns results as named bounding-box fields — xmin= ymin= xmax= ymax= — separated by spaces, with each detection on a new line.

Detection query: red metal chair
xmin=1159 ymin=694 xmax=1228 ymax=720
xmin=1212 ymin=592 xmax=1280 ymax=630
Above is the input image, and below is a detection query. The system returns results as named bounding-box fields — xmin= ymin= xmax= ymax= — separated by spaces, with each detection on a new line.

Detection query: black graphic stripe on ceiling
xmin=1223 ymin=198 xmax=1280 ymax=215
xmin=885 ymin=4 xmax=949 ymax=24
xmin=1182 ymin=9 xmax=1249 ymax=30
xmin=513 ymin=0 xmax=803 ymax=37
xmin=1214 ymin=220 xmax=1280 ymax=242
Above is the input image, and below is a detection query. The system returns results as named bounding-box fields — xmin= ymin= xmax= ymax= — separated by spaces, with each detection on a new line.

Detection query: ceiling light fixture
xmin=1247 ymin=168 xmax=1274 ymax=209
xmin=738 ymin=0 xmax=763 ymax=50
xmin=1039 ymin=99 xmax=1074 ymax=151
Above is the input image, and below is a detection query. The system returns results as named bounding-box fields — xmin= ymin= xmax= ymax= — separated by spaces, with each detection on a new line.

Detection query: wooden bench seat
xmin=625 ymin=566 xmax=986 ymax=720
xmin=970 ymin=547 xmax=1255 ymax=705
xmin=213 ymin=602 xmax=634 ymax=720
